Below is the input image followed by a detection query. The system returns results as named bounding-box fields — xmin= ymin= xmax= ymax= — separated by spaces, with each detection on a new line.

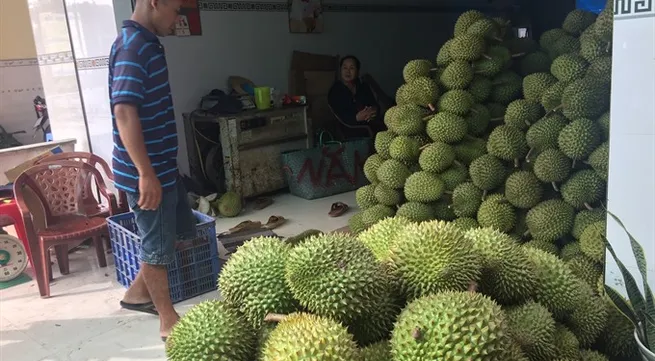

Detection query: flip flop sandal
xmin=227 ymin=220 xmax=262 ymax=234
xmin=120 ymin=300 xmax=159 ymax=316
xmin=253 ymin=197 xmax=273 ymax=210
xmin=263 ymin=215 xmax=287 ymax=230
xmin=328 ymin=202 xmax=349 ymax=217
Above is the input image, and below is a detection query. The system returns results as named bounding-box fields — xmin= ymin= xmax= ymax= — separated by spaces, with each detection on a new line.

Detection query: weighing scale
xmin=0 ymin=234 xmax=28 ymax=282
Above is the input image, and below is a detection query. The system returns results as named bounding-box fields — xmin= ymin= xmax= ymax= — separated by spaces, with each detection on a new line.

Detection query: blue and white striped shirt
xmin=108 ymin=20 xmax=178 ymax=194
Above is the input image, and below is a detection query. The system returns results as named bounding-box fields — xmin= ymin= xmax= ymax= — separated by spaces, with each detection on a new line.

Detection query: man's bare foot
xmin=160 ymin=313 xmax=180 ymax=339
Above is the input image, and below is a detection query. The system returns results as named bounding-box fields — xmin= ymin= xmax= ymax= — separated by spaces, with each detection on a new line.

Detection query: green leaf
xmin=605 ymin=237 xmax=648 ymax=321
xmin=605 ymin=285 xmax=639 ymax=327
xmin=645 ymin=314 xmax=655 ymax=350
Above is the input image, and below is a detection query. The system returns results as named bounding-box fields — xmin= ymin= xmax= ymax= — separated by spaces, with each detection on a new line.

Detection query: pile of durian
xmin=349 ymin=1 xmax=613 ymax=271
xmin=164 ymin=218 xmax=639 ymax=361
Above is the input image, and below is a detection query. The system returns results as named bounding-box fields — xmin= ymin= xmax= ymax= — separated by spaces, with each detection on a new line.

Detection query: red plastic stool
xmin=0 ymin=198 xmax=32 ymax=266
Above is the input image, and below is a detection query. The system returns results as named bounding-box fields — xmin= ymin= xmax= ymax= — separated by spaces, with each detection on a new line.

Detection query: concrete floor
xmin=0 ymin=191 xmax=356 ymax=361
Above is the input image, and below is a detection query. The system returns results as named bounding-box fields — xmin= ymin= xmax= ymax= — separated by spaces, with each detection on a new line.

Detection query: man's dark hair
xmin=340 ymin=55 xmax=361 ymax=70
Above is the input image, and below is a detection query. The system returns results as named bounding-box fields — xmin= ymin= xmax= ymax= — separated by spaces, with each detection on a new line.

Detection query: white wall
xmin=160 ymin=1 xmax=500 ymax=175
xmin=605 ymin=5 xmax=655 ymax=294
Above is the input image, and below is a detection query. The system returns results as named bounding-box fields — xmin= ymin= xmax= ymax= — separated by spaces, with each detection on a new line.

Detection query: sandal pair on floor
xmin=227 ymin=215 xmax=287 ymax=234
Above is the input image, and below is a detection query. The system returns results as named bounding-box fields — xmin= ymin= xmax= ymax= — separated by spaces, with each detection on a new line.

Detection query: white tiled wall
xmin=0 ymin=58 xmax=44 ymax=146
xmin=605 ymin=4 xmax=655 ymax=294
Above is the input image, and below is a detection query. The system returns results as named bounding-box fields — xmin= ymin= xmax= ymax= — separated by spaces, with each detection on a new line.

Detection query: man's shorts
xmin=126 ymin=177 xmax=197 ymax=266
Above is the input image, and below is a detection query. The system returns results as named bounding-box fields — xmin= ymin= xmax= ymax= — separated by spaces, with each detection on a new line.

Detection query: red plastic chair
xmin=13 ymin=161 xmax=118 ymax=298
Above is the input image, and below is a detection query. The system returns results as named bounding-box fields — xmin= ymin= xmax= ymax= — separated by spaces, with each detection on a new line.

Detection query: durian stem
xmin=444 ymin=191 xmax=453 ymax=195
xmin=468 ymin=281 xmax=479 ymax=293
xmin=453 ymin=160 xmax=463 ymax=167
xmin=264 ymin=313 xmax=287 ymax=323
xmin=511 ymin=52 xmax=526 ymax=58
xmin=481 ymin=190 xmax=488 ymax=201
xmin=490 ymin=117 xmax=504 ymax=122
xmin=482 ymin=54 xmax=492 ymax=60
xmin=584 ymin=203 xmax=594 ymax=211
xmin=524 ymin=119 xmax=531 ymax=127
xmin=571 ymin=159 xmax=577 ymax=168
xmin=514 ymin=158 xmax=520 ymax=168
xmin=525 ymin=148 xmax=533 ymax=163
xmin=412 ymin=327 xmax=423 ymax=340
xmin=551 ymin=182 xmax=559 ymax=192
xmin=419 ymin=143 xmax=431 ymax=150
xmin=422 ymin=115 xmax=433 ymax=121
xmin=430 ymin=67 xmax=438 ymax=71
xmin=549 ymin=104 xmax=563 ymax=114
xmin=523 ymin=230 xmax=531 ymax=237
xmin=428 ymin=103 xmax=436 ymax=112
xmin=492 ymin=36 xmax=504 ymax=42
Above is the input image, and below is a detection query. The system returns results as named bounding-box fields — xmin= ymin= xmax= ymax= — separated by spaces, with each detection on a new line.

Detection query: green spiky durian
xmin=465 ymin=227 xmax=537 ymax=304
xmin=404 ymin=76 xmax=440 ymax=107
xmin=376 ymin=159 xmax=411 ymax=189
xmin=349 ymin=283 xmax=402 ymax=347
xmin=473 ymin=54 xmax=505 ymax=77
xmin=540 ymin=80 xmax=568 ymax=112
xmin=561 ymin=77 xmax=611 ymax=120
xmin=588 ymin=141 xmax=609 ymax=180
xmin=539 ymin=28 xmax=568 ymax=50
xmin=487 ymin=125 xmax=529 ymax=163
xmin=385 ymin=104 xmax=426 ymax=136
xmin=452 ymin=181 xmax=483 ymax=217
xmin=579 ymin=221 xmax=606 ymax=263
xmin=580 ymin=31 xmax=611 ymax=62
xmin=469 ymin=154 xmax=507 ymax=191
xmin=348 ymin=212 xmax=366 ymax=234
xmin=526 ymin=113 xmax=568 ymax=154
xmin=360 ymin=341 xmax=392 ymax=361
xmin=491 ymin=71 xmax=523 ymax=105
xmin=454 ymin=10 xmax=486 ymax=36
xmin=533 ymin=148 xmax=572 ymax=186
xmin=449 ymin=34 xmax=487 ymax=62
xmin=468 ymin=75 xmax=492 ymax=102
xmin=519 ymin=51 xmax=552 ymax=76
xmin=477 ymin=194 xmax=516 ymax=233
xmin=580 ymin=350 xmax=610 ymax=361
xmin=551 ymin=53 xmax=589 ymax=82
xmin=467 ymin=18 xmax=501 ymax=40
xmin=573 ymin=207 xmax=604 ymax=241
xmin=403 ymin=59 xmax=434 ymax=83
xmin=452 ymin=217 xmax=480 ymax=231
xmin=439 ymin=162 xmax=469 ymax=191
xmin=389 ymin=135 xmax=421 ymax=162
xmin=561 ymin=169 xmax=606 ymax=209
xmin=260 ymin=312 xmax=359 ymax=361
xmin=524 ymin=239 xmax=560 ymax=255
xmin=361 ymin=204 xmax=396 ymax=228
xmin=358 ymin=216 xmax=412 ymax=263
xmin=285 ymin=233 xmax=388 ymax=323
xmin=418 ymin=141 xmax=455 ymax=173
xmin=506 ymin=300 xmax=557 ymax=360
xmin=390 ymin=220 xmax=481 ymax=299
xmin=523 ymin=72 xmax=558 ymax=102
xmin=396 ymin=201 xmax=435 ymax=222
xmin=526 ymin=199 xmax=575 ymax=242
xmin=594 ymin=1 xmax=614 ymax=41
xmin=566 ymin=281 xmax=608 ymax=347
xmin=562 ymin=9 xmax=597 ymax=35
xmin=454 ymin=136 xmax=487 ymax=165
xmin=597 ymin=111 xmax=610 ymax=140
xmin=524 ymin=247 xmax=581 ymax=317
xmin=566 ymin=255 xmax=603 ymax=289
xmin=466 ymin=103 xmax=492 ymax=136
xmin=586 ymin=56 xmax=612 ymax=85
xmin=404 ymin=171 xmax=445 ymax=203
xmin=284 ymin=229 xmax=323 ymax=247
xmin=553 ymin=324 xmax=581 ymax=360
xmin=486 ymin=102 xmax=507 ymax=119
xmin=432 ymin=197 xmax=456 ymax=221
xmin=436 ymin=39 xmax=454 ymax=66
xmin=363 ymin=154 xmax=383 ymax=183
xmin=426 ymin=111 xmax=469 ymax=144
xmin=505 ymin=171 xmax=544 ymax=209
xmin=395 ymin=84 xmax=411 ymax=105
xmin=356 ymin=184 xmax=377 ymax=210
xmin=166 ymin=300 xmax=256 ymax=361
xmin=374 ymin=183 xmax=403 ymax=206
xmin=218 ymin=237 xmax=299 ymax=328
xmin=438 ymin=89 xmax=475 ymax=115
xmin=390 ymin=291 xmax=510 ymax=361
xmin=549 ymin=34 xmax=581 ymax=59
xmin=504 ymin=99 xmax=543 ymax=130
xmin=440 ymin=60 xmax=474 ymax=89
xmin=560 ymin=241 xmax=583 ymax=261
xmin=558 ymin=118 xmax=602 ymax=161
xmin=374 ymin=131 xmax=395 ymax=159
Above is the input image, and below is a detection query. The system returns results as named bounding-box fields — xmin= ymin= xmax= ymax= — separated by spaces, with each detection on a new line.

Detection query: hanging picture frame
xmin=288 ymin=0 xmax=324 ymax=34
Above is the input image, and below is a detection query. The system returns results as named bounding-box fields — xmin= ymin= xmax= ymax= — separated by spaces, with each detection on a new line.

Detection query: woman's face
xmin=341 ymin=59 xmax=358 ymax=83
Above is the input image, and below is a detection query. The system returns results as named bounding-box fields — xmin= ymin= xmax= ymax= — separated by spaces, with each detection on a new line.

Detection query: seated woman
xmin=328 ymin=55 xmax=387 ymax=138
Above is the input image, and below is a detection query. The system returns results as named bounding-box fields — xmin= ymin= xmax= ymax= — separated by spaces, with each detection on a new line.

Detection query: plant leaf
xmin=645 ymin=313 xmax=655 ymax=350
xmin=605 ymin=285 xmax=639 ymax=326
xmin=605 ymin=237 xmax=647 ymax=321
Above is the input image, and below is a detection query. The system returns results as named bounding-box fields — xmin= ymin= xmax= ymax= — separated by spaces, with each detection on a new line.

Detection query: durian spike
xmin=551 ymin=182 xmax=559 ymax=192
xmin=264 ymin=313 xmax=287 ymax=323
xmin=584 ymin=203 xmax=594 ymax=211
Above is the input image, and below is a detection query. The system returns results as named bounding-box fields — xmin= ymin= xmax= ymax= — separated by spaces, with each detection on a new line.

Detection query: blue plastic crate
xmin=107 ymin=210 xmax=220 ymax=303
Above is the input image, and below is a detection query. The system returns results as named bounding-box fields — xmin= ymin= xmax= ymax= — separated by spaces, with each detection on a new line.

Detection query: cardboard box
xmin=4 ymin=146 xmax=64 ymax=183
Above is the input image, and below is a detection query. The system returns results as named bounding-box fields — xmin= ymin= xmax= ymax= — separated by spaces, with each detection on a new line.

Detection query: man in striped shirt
xmin=109 ymin=0 xmax=194 ymax=341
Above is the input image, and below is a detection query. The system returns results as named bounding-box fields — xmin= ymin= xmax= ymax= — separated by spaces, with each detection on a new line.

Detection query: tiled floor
xmin=0 ymin=191 xmax=356 ymax=361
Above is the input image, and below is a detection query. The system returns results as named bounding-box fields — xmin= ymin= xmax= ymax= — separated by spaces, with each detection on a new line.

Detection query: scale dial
xmin=0 ymin=234 xmax=28 ymax=282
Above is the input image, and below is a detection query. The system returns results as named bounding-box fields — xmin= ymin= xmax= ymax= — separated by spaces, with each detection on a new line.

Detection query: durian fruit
xmin=441 ymin=60 xmax=474 ymax=89
xmin=526 ymin=199 xmax=575 ymax=242
xmin=566 ymin=255 xmax=603 ymax=288
xmin=558 ymin=118 xmax=602 ymax=163
xmin=390 ymin=220 xmax=481 ymax=299
xmin=348 ymin=212 xmax=366 ymax=234
xmin=465 ymin=227 xmax=537 ymax=304
xmin=390 ymin=291 xmax=510 ymax=361
xmin=454 ymin=10 xmax=487 ymax=36
xmin=504 ymin=171 xmax=544 ymax=209
xmin=580 ymin=349 xmax=611 ymax=361
xmin=439 ymin=162 xmax=469 ymax=191
xmin=562 ymin=9 xmax=597 ymax=35
xmin=452 ymin=216 xmax=480 ymax=231
xmin=449 ymin=33 xmax=487 ymax=62
xmin=587 ymin=141 xmax=609 ymax=180
xmin=403 ymin=59 xmax=434 ymax=83
xmin=389 ymin=135 xmax=421 ymax=162
xmin=396 ymin=201 xmax=436 ymax=222
xmin=519 ymin=50 xmax=552 ymax=76
xmin=524 ymin=239 xmax=560 ymax=255
xmin=466 ymin=103 xmax=492 ymax=136
xmin=504 ymin=99 xmax=544 ymax=130
xmin=469 ymin=154 xmax=507 ymax=192
xmin=551 ymin=53 xmax=589 ymax=82
xmin=564 ymin=281 xmax=608 ymax=348
xmin=436 ymin=39 xmax=454 ymax=66
xmin=374 ymin=131 xmax=395 ymax=159
xmin=218 ymin=237 xmax=299 ymax=328
xmin=586 ymin=56 xmax=612 ymax=85
xmin=533 ymin=149 xmax=572 ymax=190
xmin=572 ymin=208 xmax=606 ymax=239
xmin=285 ymin=233 xmax=388 ymax=323
xmin=468 ymin=75 xmax=493 ymax=102
xmin=348 ymin=283 xmax=402 ymax=347
xmin=553 ymin=324 xmax=581 ymax=360
xmin=403 ymin=76 xmax=440 ymax=108
xmin=506 ymin=300 xmax=557 ymax=361
xmin=477 ymin=194 xmax=517 ymax=233
xmin=560 ymin=169 xmax=606 ymax=210
xmin=560 ymin=241 xmax=583 ymax=261
xmin=404 ymin=171 xmax=445 ymax=203
xmin=526 ymin=113 xmax=568 ymax=155
xmin=418 ymin=141 xmax=456 ymax=173
xmin=376 ymin=159 xmax=411 ymax=189
xmin=385 ymin=104 xmax=427 ymax=136
xmin=166 ymin=300 xmax=256 ymax=361
xmin=539 ymin=28 xmax=568 ymax=51
xmin=579 ymin=221 xmax=607 ymax=263
xmin=360 ymin=341 xmax=392 ymax=361
xmin=361 ymin=204 xmax=396 ymax=228
xmin=487 ymin=125 xmax=529 ymax=165
xmin=260 ymin=312 xmax=359 ymax=361
xmin=490 ymin=70 xmax=523 ymax=105
xmin=356 ymin=184 xmax=377 ymax=210
xmin=523 ymin=72 xmax=558 ymax=102
xmin=451 ymin=181 xmax=484 ymax=217
xmin=437 ymin=89 xmax=475 ymax=115
xmin=358 ymin=216 xmax=413 ymax=263
xmin=374 ymin=183 xmax=403 ymax=206
xmin=284 ymin=229 xmax=322 ymax=247
xmin=561 ymin=77 xmax=611 ymax=120
xmin=524 ymin=247 xmax=581 ymax=317
xmin=426 ymin=112 xmax=469 ymax=143
xmin=363 ymin=154 xmax=383 ymax=183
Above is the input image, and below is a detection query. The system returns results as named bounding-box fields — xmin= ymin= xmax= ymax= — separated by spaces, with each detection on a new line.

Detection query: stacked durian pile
xmin=163 ymin=219 xmax=639 ymax=361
